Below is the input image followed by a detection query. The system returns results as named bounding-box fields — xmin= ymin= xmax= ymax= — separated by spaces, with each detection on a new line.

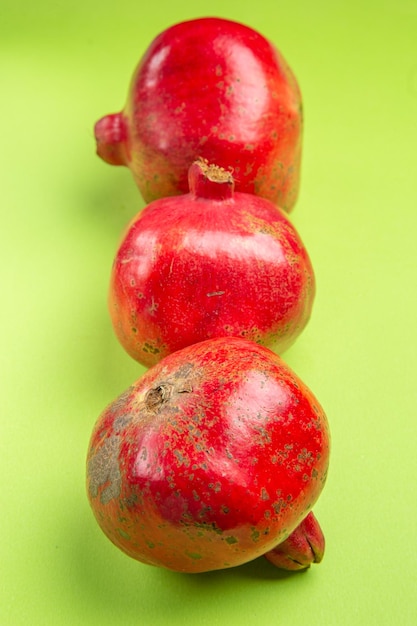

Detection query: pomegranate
xmin=86 ymin=337 xmax=330 ymax=573
xmin=109 ymin=159 xmax=315 ymax=368
xmin=94 ymin=17 xmax=302 ymax=211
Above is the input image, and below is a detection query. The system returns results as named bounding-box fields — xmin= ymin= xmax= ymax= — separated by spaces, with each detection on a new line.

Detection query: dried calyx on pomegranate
xmin=109 ymin=159 xmax=315 ymax=368
xmin=94 ymin=17 xmax=303 ymax=211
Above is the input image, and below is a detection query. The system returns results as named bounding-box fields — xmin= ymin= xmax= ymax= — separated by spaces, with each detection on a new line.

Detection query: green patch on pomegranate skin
xmin=225 ymin=536 xmax=238 ymax=545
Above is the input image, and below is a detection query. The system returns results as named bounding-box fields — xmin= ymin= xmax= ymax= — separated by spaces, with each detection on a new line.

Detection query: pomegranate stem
xmin=188 ymin=158 xmax=235 ymax=201
xmin=94 ymin=113 xmax=127 ymax=166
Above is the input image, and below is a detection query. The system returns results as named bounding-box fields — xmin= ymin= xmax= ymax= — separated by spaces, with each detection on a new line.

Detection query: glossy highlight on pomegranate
xmin=86 ymin=337 xmax=330 ymax=573
xmin=94 ymin=17 xmax=303 ymax=211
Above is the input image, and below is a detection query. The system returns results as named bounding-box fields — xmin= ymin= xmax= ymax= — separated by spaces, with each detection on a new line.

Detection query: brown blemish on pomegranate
xmin=108 ymin=388 xmax=134 ymax=416
xmin=142 ymin=342 xmax=161 ymax=356
xmin=88 ymin=435 xmax=122 ymax=505
xmin=88 ymin=413 xmax=132 ymax=504
xmin=206 ymin=290 xmax=225 ymax=297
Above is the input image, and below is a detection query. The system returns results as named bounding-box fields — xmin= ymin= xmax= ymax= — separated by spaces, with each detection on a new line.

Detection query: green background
xmin=1 ymin=1 xmax=416 ymax=624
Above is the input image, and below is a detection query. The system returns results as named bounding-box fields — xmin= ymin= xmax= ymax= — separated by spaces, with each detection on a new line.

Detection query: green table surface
xmin=1 ymin=1 xmax=416 ymax=624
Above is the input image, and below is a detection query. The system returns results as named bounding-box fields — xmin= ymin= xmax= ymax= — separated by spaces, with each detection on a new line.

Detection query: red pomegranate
xmin=95 ymin=17 xmax=303 ymax=211
xmin=86 ymin=337 xmax=330 ymax=573
xmin=108 ymin=160 xmax=315 ymax=368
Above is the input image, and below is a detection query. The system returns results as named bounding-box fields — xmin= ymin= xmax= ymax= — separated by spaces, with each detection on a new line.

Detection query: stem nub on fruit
xmin=264 ymin=511 xmax=325 ymax=570
xmin=94 ymin=113 xmax=127 ymax=166
xmin=145 ymin=383 xmax=172 ymax=411
xmin=189 ymin=159 xmax=235 ymax=201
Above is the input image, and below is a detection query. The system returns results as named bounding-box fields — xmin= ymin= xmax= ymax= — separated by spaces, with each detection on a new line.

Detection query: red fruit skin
xmin=109 ymin=160 xmax=315 ymax=368
xmin=86 ymin=337 xmax=330 ymax=573
xmin=264 ymin=511 xmax=325 ymax=570
xmin=94 ymin=17 xmax=303 ymax=211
